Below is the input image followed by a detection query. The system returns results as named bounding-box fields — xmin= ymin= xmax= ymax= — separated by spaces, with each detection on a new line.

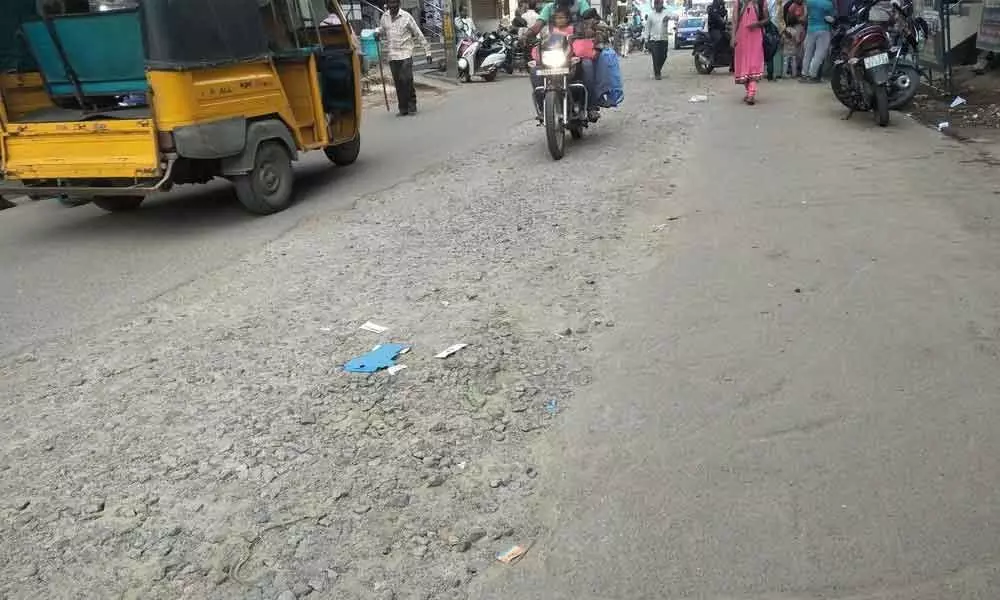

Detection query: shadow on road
xmin=11 ymin=153 xmax=366 ymax=244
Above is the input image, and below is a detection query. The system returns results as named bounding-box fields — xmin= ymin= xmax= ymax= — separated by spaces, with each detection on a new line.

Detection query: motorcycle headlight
xmin=541 ymin=49 xmax=567 ymax=67
xmin=457 ymin=57 xmax=468 ymax=69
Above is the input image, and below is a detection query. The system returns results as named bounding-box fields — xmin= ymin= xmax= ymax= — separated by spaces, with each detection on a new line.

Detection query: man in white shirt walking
xmin=378 ymin=0 xmax=433 ymax=116
xmin=643 ymin=0 xmax=670 ymax=79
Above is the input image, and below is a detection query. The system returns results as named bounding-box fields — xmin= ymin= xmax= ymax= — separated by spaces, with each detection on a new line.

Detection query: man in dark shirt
xmin=706 ymin=0 xmax=728 ymax=67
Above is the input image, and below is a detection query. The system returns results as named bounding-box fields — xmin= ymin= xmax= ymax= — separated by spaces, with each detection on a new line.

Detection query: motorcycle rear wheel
xmin=830 ymin=63 xmax=857 ymax=110
xmin=694 ymin=52 xmax=714 ymax=74
xmin=887 ymin=64 xmax=919 ymax=110
xmin=873 ymin=85 xmax=890 ymax=127
xmin=544 ymin=92 xmax=566 ymax=160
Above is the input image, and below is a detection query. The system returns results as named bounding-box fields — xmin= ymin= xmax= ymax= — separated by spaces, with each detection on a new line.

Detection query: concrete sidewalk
xmin=473 ymin=60 xmax=1000 ymax=600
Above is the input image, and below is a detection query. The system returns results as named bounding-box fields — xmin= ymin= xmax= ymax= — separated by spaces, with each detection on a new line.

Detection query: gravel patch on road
xmin=0 ymin=68 xmax=695 ymax=600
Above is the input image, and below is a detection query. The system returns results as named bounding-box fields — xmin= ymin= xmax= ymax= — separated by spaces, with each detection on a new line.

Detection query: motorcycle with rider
xmin=522 ymin=0 xmax=610 ymax=159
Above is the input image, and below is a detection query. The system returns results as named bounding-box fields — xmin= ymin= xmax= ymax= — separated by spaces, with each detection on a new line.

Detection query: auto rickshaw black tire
xmin=92 ymin=196 xmax=144 ymax=212
xmin=233 ymin=141 xmax=295 ymax=215
xmin=324 ymin=134 xmax=361 ymax=166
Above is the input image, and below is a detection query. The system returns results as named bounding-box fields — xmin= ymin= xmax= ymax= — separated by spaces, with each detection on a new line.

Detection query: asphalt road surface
xmin=4 ymin=51 xmax=1000 ymax=600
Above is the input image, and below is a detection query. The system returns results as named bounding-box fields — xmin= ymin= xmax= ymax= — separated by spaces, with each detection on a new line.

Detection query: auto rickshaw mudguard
xmin=173 ymin=117 xmax=247 ymax=160
xmin=220 ymin=119 xmax=298 ymax=176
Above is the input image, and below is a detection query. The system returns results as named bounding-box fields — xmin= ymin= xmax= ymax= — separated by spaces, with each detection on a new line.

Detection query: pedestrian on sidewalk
xmin=765 ymin=0 xmax=785 ymax=80
xmin=800 ymin=0 xmax=833 ymax=83
xmin=732 ymin=0 xmax=769 ymax=104
xmin=643 ymin=0 xmax=671 ymax=80
xmin=781 ymin=0 xmax=805 ymax=77
xmin=377 ymin=0 xmax=432 ymax=116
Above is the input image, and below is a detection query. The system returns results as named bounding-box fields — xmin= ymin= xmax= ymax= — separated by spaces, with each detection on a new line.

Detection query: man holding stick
xmin=377 ymin=0 xmax=433 ymax=116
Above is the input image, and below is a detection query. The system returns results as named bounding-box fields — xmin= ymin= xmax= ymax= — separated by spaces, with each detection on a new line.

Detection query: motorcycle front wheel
xmin=544 ymin=91 xmax=566 ymax=160
xmin=873 ymin=85 xmax=890 ymax=127
xmin=887 ymin=64 xmax=919 ymax=110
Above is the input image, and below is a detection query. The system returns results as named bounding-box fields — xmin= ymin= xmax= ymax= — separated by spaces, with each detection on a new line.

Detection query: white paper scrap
xmin=435 ymin=343 xmax=469 ymax=359
xmin=360 ymin=321 xmax=389 ymax=334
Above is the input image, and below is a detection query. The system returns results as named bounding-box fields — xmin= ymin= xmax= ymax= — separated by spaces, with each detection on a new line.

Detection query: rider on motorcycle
xmin=522 ymin=0 xmax=601 ymax=122
xmin=706 ymin=0 xmax=728 ymax=62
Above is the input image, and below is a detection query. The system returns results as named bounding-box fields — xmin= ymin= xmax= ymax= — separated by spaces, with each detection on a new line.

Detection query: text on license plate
xmin=863 ymin=53 xmax=889 ymax=68
xmin=537 ymin=68 xmax=569 ymax=76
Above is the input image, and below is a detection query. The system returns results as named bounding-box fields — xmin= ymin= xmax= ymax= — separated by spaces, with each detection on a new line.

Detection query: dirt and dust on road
xmin=0 ymin=59 xmax=696 ymax=599
xmin=907 ymin=65 xmax=1000 ymax=157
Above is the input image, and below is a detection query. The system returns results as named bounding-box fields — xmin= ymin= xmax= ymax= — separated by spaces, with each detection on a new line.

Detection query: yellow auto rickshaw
xmin=0 ymin=0 xmax=362 ymax=214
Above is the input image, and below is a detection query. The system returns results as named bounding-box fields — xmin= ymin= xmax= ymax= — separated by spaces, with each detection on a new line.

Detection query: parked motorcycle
xmin=630 ymin=25 xmax=645 ymax=53
xmin=884 ymin=0 xmax=928 ymax=109
xmin=692 ymin=27 xmax=732 ymax=74
xmin=829 ymin=0 xmax=926 ymax=122
xmin=827 ymin=2 xmax=895 ymax=126
xmin=508 ymin=27 xmax=531 ymax=73
xmin=457 ymin=30 xmax=508 ymax=82
xmin=532 ymin=35 xmax=595 ymax=160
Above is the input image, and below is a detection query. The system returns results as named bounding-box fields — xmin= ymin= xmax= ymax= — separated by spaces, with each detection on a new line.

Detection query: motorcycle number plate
xmin=864 ymin=53 xmax=889 ymax=69
xmin=537 ymin=68 xmax=569 ymax=76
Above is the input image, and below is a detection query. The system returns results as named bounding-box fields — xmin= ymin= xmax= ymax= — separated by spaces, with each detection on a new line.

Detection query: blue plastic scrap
xmin=343 ymin=344 xmax=408 ymax=373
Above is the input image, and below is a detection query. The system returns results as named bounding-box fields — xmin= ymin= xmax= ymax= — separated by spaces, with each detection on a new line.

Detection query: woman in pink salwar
xmin=731 ymin=0 xmax=770 ymax=104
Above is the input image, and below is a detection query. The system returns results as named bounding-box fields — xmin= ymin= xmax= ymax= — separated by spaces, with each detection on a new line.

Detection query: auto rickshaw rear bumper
xmin=0 ymin=161 xmax=174 ymax=199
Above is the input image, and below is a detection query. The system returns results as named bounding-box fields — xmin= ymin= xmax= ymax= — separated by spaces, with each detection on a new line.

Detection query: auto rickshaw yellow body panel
xmin=0 ymin=0 xmax=363 ymax=214
xmin=0 ymin=73 xmax=53 ymax=121
xmin=2 ymin=117 xmax=159 ymax=180
xmin=148 ymin=56 xmax=331 ymax=150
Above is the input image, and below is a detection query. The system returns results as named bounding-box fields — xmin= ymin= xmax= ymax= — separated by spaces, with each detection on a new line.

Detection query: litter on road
xmin=689 ymin=94 xmax=708 ymax=103
xmin=435 ymin=343 xmax=469 ymax=359
xmin=387 ymin=364 xmax=408 ymax=376
xmin=344 ymin=343 xmax=409 ymax=373
xmin=496 ymin=544 xmax=529 ymax=564
xmin=950 ymin=96 xmax=967 ymax=108
xmin=544 ymin=399 xmax=559 ymax=415
xmin=360 ymin=321 xmax=389 ymax=334
xmin=937 ymin=121 xmax=950 ymax=131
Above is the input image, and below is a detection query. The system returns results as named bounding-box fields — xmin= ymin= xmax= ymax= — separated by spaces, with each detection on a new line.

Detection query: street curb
xmin=416 ymin=70 xmax=460 ymax=90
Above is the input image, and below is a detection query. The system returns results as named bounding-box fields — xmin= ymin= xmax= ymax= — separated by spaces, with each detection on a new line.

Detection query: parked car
xmin=674 ymin=16 xmax=704 ymax=49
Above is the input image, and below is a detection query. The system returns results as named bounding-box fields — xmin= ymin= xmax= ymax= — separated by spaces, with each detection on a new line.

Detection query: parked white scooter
xmin=456 ymin=31 xmax=508 ymax=82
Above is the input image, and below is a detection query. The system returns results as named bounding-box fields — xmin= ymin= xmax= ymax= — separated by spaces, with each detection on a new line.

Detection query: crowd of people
xmin=731 ymin=0 xmax=836 ymax=103
xmin=370 ymin=0 xmax=839 ymax=115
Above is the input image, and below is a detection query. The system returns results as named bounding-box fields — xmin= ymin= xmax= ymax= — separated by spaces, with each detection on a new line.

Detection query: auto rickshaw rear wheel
xmin=324 ymin=134 xmax=361 ymax=167
xmin=92 ymin=196 xmax=144 ymax=212
xmin=233 ymin=141 xmax=295 ymax=215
